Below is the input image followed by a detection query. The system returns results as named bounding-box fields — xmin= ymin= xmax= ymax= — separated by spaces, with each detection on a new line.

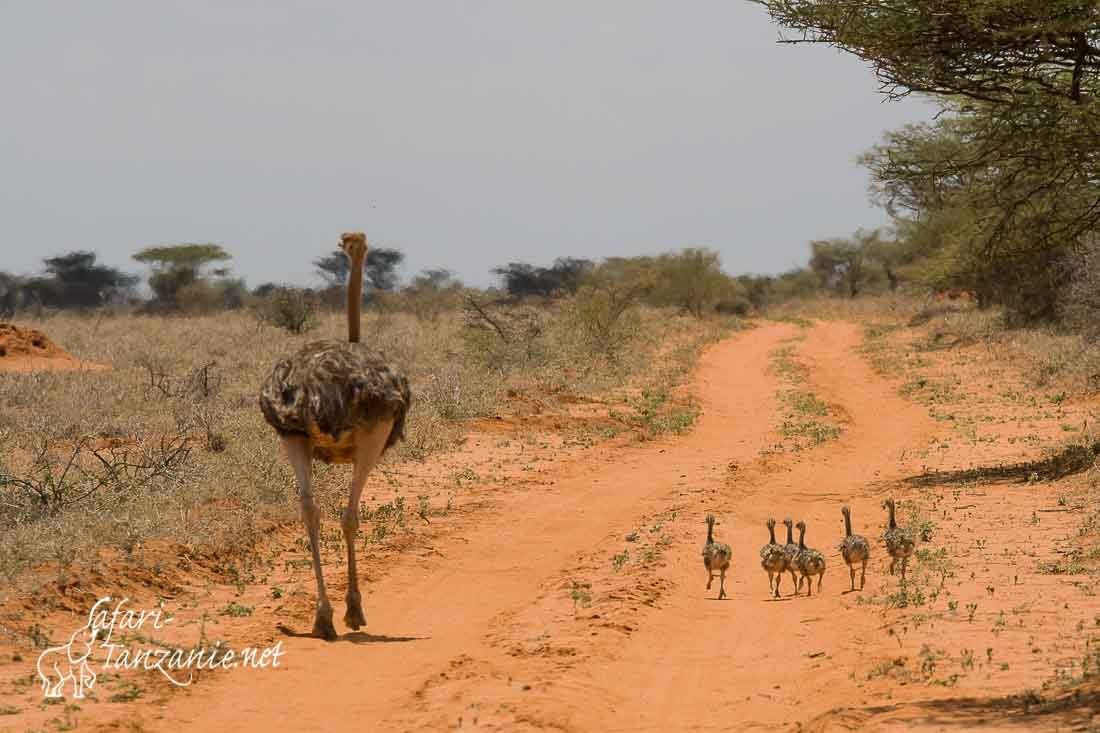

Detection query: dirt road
xmin=135 ymin=320 xmax=937 ymax=731
xmin=11 ymin=320 xmax=1095 ymax=732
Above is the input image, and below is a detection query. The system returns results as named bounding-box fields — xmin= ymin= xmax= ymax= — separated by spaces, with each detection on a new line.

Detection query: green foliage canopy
xmin=132 ymin=243 xmax=232 ymax=270
xmin=753 ymin=0 xmax=1100 ymax=105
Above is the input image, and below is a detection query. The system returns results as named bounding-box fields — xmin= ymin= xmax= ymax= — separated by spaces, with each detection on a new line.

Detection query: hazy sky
xmin=0 ymin=2 xmax=933 ymax=288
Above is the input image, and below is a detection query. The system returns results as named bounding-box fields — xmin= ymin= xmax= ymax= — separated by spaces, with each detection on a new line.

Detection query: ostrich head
xmin=766 ymin=517 xmax=776 ymax=530
xmin=782 ymin=517 xmax=793 ymax=529
xmin=883 ymin=498 xmax=895 ymax=512
xmin=339 ymin=232 xmax=368 ymax=262
xmin=705 ymin=514 xmax=716 ymax=527
xmin=795 ymin=520 xmax=806 ymax=533
xmin=841 ymin=505 xmax=851 ymax=518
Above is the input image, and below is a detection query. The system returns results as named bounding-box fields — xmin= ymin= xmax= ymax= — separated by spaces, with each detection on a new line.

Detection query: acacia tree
xmin=653 ymin=248 xmax=734 ymax=317
xmin=753 ymin=1 xmax=1100 ymax=105
xmin=399 ymin=268 xmax=464 ymax=321
xmin=132 ymin=244 xmax=233 ymax=307
xmin=858 ymin=110 xmax=1095 ymax=318
xmin=755 ymin=0 xmax=1100 ymax=321
xmin=30 ymin=251 xmax=138 ymax=309
xmin=809 ymin=237 xmax=869 ymax=298
xmin=492 ymin=258 xmax=595 ymax=299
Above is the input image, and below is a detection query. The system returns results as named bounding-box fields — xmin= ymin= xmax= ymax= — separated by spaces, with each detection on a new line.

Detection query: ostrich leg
xmin=342 ymin=421 xmax=394 ymax=631
xmin=284 ymin=435 xmax=336 ymax=640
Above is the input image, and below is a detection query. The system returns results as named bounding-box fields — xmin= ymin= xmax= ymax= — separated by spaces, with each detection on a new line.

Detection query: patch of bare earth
xmin=0 ymin=323 xmax=106 ymax=372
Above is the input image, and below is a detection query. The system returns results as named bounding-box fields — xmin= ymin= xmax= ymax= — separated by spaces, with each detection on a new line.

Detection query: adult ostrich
xmin=259 ymin=232 xmax=411 ymax=640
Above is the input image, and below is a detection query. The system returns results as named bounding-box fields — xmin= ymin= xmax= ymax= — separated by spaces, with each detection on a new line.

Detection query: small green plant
xmin=919 ymin=644 xmax=940 ymax=679
xmin=48 ymin=703 xmax=80 ymax=731
xmin=220 ymin=601 xmax=253 ymax=618
xmin=452 ymin=468 xmax=479 ymax=487
xmin=608 ymin=388 xmax=702 ymax=439
xmin=270 ymin=586 xmax=284 ymax=600
xmin=887 ymin=582 xmax=926 ymax=609
xmin=784 ymin=390 xmax=830 ymax=417
xmin=612 ymin=550 xmax=630 ymax=572
xmin=570 ymin=581 xmax=592 ymax=613
xmin=108 ymin=680 xmax=143 ymax=703
xmin=27 ymin=624 xmax=51 ymax=649
xmin=966 ymin=602 xmax=978 ymax=622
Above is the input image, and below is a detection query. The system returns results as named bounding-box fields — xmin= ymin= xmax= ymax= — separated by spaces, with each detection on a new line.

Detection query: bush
xmin=171 ymin=278 xmax=250 ymax=314
xmin=715 ymin=297 xmax=752 ymax=316
xmin=1059 ymin=238 xmax=1100 ymax=339
xmin=462 ymin=296 xmax=550 ymax=372
xmin=255 ymin=287 xmax=319 ymax=334
xmin=571 ymin=284 xmax=641 ymax=360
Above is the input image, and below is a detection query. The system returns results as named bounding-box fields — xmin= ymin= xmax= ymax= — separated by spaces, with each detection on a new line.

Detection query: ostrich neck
xmin=347 ymin=252 xmax=365 ymax=343
xmin=785 ymin=524 xmax=793 ymax=544
xmin=888 ymin=505 xmax=897 ymax=529
xmin=706 ymin=522 xmax=714 ymax=544
xmin=844 ymin=512 xmax=853 ymax=537
xmin=798 ymin=526 xmax=806 ymax=549
xmin=768 ymin=524 xmax=777 ymax=544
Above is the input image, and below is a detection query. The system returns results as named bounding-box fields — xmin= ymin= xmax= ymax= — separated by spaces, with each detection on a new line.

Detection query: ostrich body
xmin=780 ymin=518 xmax=800 ymax=595
xmin=882 ymin=498 xmax=915 ymax=582
xmin=759 ymin=518 xmax=788 ymax=598
xmin=702 ymin=514 xmax=732 ymax=600
xmin=839 ymin=505 xmax=870 ymax=591
xmin=259 ymin=232 xmax=411 ymax=639
xmin=794 ymin=521 xmax=826 ymax=596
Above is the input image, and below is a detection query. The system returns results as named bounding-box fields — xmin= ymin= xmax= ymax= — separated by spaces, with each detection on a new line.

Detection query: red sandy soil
xmin=2 ymin=321 xmax=1099 ymax=731
xmin=0 ymin=323 xmax=105 ymax=372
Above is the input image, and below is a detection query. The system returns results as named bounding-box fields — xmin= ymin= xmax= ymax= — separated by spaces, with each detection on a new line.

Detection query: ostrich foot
xmin=313 ymin=607 xmax=337 ymax=641
xmin=344 ymin=593 xmax=367 ymax=630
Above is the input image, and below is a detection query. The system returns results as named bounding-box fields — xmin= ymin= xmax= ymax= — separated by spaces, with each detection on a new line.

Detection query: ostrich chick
xmin=839 ymin=505 xmax=871 ymax=591
xmin=760 ymin=518 xmax=788 ymax=598
xmin=882 ymin=498 xmax=915 ymax=582
xmin=795 ymin=521 xmax=826 ymax=596
xmin=703 ymin=514 xmax=733 ymax=600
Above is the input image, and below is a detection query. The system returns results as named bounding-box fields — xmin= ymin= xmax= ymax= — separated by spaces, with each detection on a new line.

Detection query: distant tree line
xmin=0 ymin=230 xmax=959 ymax=326
xmin=0 ymin=251 xmax=138 ymax=315
xmin=0 ymin=240 xmax=791 ymax=322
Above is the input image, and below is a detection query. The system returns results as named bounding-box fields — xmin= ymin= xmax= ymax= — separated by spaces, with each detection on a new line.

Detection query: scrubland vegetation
xmin=0 ymin=300 xmax=737 ymax=594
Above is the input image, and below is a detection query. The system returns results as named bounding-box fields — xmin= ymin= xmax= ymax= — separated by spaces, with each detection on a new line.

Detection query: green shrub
xmin=255 ymin=287 xmax=319 ymax=334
